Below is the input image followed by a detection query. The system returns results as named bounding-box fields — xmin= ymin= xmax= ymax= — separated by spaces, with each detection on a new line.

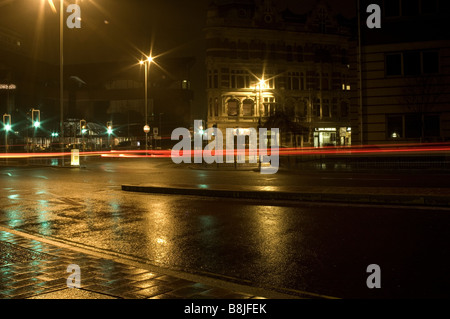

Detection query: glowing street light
xmin=3 ymin=114 xmax=11 ymax=154
xmin=32 ymin=109 xmax=41 ymax=129
xmin=140 ymin=55 xmax=154 ymax=152
xmin=107 ymin=123 xmax=113 ymax=135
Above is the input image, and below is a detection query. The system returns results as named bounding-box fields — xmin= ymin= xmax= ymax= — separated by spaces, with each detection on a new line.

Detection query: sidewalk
xmin=122 ymin=183 xmax=450 ymax=208
xmin=0 ymin=229 xmax=310 ymax=300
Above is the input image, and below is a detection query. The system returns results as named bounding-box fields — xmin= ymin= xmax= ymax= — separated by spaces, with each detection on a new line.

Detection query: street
xmin=0 ymin=157 xmax=449 ymax=299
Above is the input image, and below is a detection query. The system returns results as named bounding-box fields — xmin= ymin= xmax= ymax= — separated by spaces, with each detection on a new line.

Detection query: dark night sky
xmin=0 ymin=0 xmax=356 ymax=116
xmin=0 ymin=0 xmax=356 ymax=63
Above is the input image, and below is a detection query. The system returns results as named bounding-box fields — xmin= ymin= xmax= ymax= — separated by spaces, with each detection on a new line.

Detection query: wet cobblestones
xmin=0 ymin=230 xmax=267 ymax=299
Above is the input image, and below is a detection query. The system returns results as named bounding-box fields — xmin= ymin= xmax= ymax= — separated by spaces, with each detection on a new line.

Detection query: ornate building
xmin=205 ymin=0 xmax=356 ymax=147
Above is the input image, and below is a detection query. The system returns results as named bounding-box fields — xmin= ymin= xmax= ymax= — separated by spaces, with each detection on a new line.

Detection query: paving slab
xmin=0 ymin=229 xmax=302 ymax=300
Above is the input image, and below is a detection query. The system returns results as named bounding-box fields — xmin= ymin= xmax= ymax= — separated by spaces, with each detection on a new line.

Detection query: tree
xmin=262 ymin=110 xmax=306 ymax=147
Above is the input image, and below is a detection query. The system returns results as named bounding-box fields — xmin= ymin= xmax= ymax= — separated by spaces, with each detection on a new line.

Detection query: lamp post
xmin=140 ymin=56 xmax=153 ymax=152
xmin=80 ymin=119 xmax=87 ymax=151
xmin=107 ymin=121 xmax=113 ymax=150
xmin=257 ymin=79 xmax=266 ymax=170
xmin=42 ymin=0 xmax=65 ymax=164
xmin=159 ymin=112 xmax=163 ymax=150
xmin=31 ymin=109 xmax=41 ymax=151
xmin=3 ymin=114 xmax=11 ymax=153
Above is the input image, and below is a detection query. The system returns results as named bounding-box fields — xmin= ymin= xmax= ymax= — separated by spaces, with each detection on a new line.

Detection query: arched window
xmin=242 ymin=99 xmax=254 ymax=116
xmin=227 ymin=99 xmax=239 ymax=116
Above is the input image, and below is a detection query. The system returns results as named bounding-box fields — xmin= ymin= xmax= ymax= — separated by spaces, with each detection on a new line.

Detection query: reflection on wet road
xmin=1 ymin=158 xmax=449 ymax=298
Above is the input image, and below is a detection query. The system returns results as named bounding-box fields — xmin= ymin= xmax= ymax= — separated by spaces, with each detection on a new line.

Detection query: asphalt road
xmin=0 ymin=157 xmax=449 ymax=298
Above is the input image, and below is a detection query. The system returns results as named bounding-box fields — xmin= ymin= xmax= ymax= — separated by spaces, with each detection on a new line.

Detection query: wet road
xmin=0 ymin=157 xmax=449 ymax=298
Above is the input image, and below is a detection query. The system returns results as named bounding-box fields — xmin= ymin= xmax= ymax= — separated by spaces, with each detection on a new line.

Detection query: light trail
xmin=1 ymin=143 xmax=449 ymax=160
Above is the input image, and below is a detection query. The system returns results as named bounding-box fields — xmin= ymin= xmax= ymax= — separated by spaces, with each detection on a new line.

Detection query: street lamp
xmin=80 ymin=119 xmax=87 ymax=151
xmin=32 ymin=109 xmax=41 ymax=129
xmin=43 ymin=0 xmax=65 ymax=164
xmin=140 ymin=56 xmax=154 ymax=152
xmin=107 ymin=121 xmax=113 ymax=150
xmin=3 ymin=114 xmax=11 ymax=153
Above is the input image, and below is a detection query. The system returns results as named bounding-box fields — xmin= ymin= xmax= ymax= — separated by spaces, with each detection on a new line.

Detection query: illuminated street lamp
xmin=32 ymin=109 xmax=41 ymax=129
xmin=140 ymin=56 xmax=154 ymax=152
xmin=107 ymin=121 xmax=113 ymax=150
xmin=80 ymin=119 xmax=87 ymax=151
xmin=3 ymin=114 xmax=11 ymax=153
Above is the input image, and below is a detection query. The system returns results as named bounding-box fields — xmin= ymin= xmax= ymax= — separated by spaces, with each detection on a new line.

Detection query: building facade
xmin=205 ymin=0 xmax=356 ymax=148
xmin=355 ymin=0 xmax=450 ymax=145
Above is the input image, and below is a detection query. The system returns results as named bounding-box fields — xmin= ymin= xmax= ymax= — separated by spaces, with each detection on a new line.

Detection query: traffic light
xmin=3 ymin=114 xmax=11 ymax=131
xmin=32 ymin=109 xmax=40 ymax=128
xmin=80 ymin=119 xmax=87 ymax=134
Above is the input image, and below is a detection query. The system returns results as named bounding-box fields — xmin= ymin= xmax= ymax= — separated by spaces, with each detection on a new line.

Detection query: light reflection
xmin=36 ymin=198 xmax=51 ymax=236
xmin=252 ymin=205 xmax=290 ymax=279
xmin=109 ymin=200 xmax=123 ymax=237
xmin=5 ymin=209 xmax=24 ymax=228
xmin=144 ymin=199 xmax=174 ymax=265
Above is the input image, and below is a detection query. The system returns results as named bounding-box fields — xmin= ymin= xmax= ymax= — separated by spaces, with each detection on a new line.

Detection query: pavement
xmin=121 ymin=182 xmax=450 ymax=208
xmin=0 ymin=227 xmax=316 ymax=300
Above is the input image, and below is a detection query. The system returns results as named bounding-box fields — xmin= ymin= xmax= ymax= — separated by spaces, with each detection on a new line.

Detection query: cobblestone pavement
xmin=0 ymin=230 xmax=271 ymax=299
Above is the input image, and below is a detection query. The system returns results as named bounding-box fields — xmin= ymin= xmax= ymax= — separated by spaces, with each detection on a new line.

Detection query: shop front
xmin=314 ymin=127 xmax=351 ymax=147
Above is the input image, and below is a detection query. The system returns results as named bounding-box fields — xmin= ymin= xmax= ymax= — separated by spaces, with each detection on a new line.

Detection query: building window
xmin=208 ymin=70 xmax=218 ymax=89
xmin=313 ymin=99 xmax=321 ymax=117
xmin=423 ymin=51 xmax=439 ymax=74
xmin=387 ymin=114 xmax=441 ymax=139
xmin=424 ymin=115 xmax=440 ymax=137
xmin=403 ymin=51 xmax=421 ymax=76
xmin=386 ymin=53 xmax=402 ymax=76
xmin=230 ymin=70 xmax=250 ymax=89
xmin=287 ymin=72 xmax=301 ymax=90
xmin=297 ymin=46 xmax=304 ymax=62
xmin=387 ymin=115 xmax=403 ymax=138
xmin=242 ymin=99 xmax=254 ymax=116
xmin=340 ymin=101 xmax=349 ymax=118
xmin=322 ymin=99 xmax=330 ymax=118
xmin=227 ymin=99 xmax=239 ymax=116
xmin=181 ymin=80 xmax=191 ymax=90
xmin=263 ymin=97 xmax=276 ymax=116
xmin=386 ymin=51 xmax=440 ymax=77
xmin=331 ymin=98 xmax=338 ymax=118
xmin=286 ymin=45 xmax=293 ymax=62
xmin=321 ymin=73 xmax=329 ymax=90
xmin=405 ymin=114 xmax=422 ymax=138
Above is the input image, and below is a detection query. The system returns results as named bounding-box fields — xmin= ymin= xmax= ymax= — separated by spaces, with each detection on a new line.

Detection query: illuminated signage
xmin=0 ymin=84 xmax=16 ymax=90
xmin=315 ymin=128 xmax=336 ymax=132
